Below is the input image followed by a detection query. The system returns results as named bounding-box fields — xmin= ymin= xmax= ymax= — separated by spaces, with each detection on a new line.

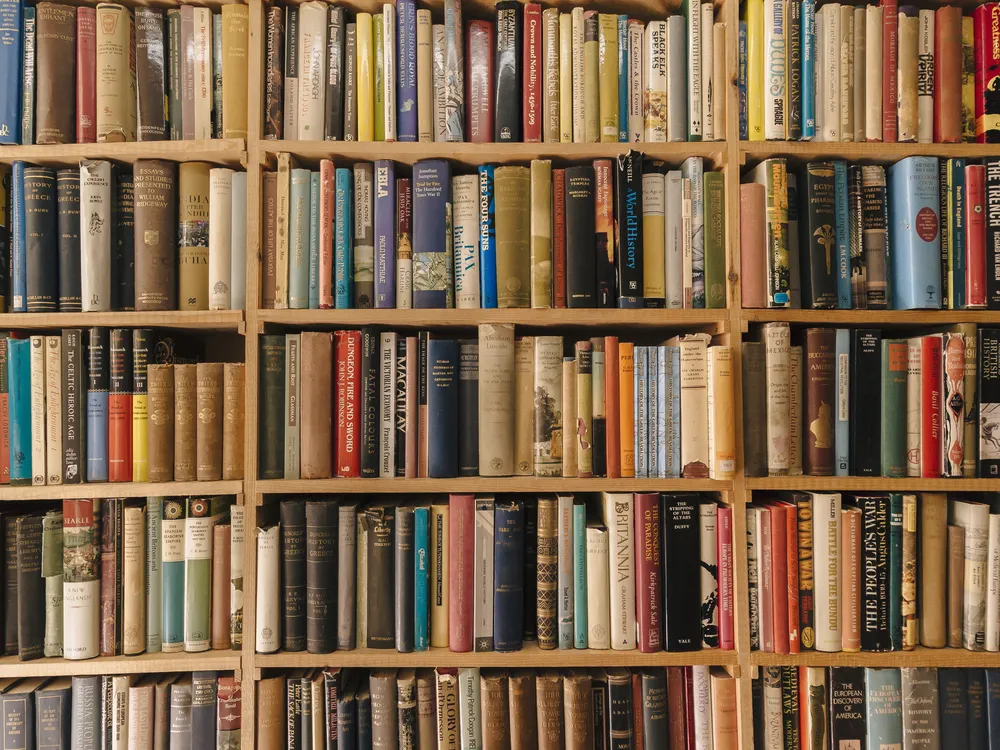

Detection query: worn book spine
xmin=222 ymin=363 xmax=244 ymax=480
xmin=95 ymin=3 xmax=132 ymax=142
xmin=172 ymin=364 xmax=197 ymax=481
xmin=195 ymin=362 xmax=223 ymax=481
xmin=177 ymin=162 xmax=210 ymax=310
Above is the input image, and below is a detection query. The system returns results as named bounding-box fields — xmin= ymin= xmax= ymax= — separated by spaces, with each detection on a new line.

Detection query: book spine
xmin=975 ymin=4 xmax=1000 ymax=143
xmin=80 ymin=160 xmax=112 ymax=311
xmin=472 ymin=498 xmax=494 ymax=652
xmin=335 ymin=167 xmax=354 ymax=309
xmin=413 ymin=506 xmax=429 ymax=650
xmin=183 ymin=498 xmax=213 ymax=652
xmin=374 ymin=160 xmax=397 ymax=309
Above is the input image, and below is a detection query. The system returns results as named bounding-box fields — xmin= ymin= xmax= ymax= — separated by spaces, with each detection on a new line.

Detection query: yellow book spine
xmin=642 ymin=169 xmax=666 ymax=301
xmin=430 ymin=504 xmax=450 ymax=648
xmin=962 ymin=17 xmax=975 ymax=142
xmin=747 ymin=0 xmax=765 ymax=141
xmin=417 ymin=10 xmax=434 ymax=142
xmin=559 ymin=13 xmax=573 ymax=143
xmin=132 ymin=393 xmax=148 ymax=481
xmin=374 ymin=14 xmax=385 ymax=141
xmin=598 ymin=14 xmax=619 ymax=143
xmin=530 ymin=160 xmax=552 ymax=308
xmin=583 ymin=11 xmax=600 ymax=143
xmin=220 ymin=4 xmax=249 ymax=140
xmin=618 ymin=342 xmax=634 ymax=477
xmin=356 ymin=13 xmax=375 ymax=142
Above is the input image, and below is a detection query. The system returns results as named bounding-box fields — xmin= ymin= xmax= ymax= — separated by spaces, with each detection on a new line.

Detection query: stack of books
xmin=742 ymin=323 xmax=995 ymax=479
xmin=3 ymin=496 xmax=242 ymax=660
xmin=753 ymin=666 xmax=1000 ymax=747
xmin=1 ymin=329 xmax=246 ymax=486
xmin=0 ymin=2 xmax=250 ymax=145
xmin=255 ymin=493 xmax=734 ymax=655
xmin=264 ymin=152 xmax=726 ymax=311
xmin=2 ymin=160 xmax=248 ymax=314
xmin=259 ymin=666 xmax=737 ymax=748
xmin=265 ymin=0 xmax=725 ymax=143
xmin=0 ymin=671 xmax=240 ymax=748
xmin=740 ymin=1 xmax=1000 ymax=143
xmin=259 ymin=327 xmax=735 ymax=481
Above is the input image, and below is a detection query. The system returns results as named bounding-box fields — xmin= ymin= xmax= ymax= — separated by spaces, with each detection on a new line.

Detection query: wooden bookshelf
xmin=0 ymin=138 xmax=247 ymax=166
xmin=745 ymin=477 xmax=998 ymax=492
xmin=740 ymin=140 xmax=1000 ymax=162
xmin=0 ymin=651 xmax=241 ymax=678
xmin=0 ymin=310 xmax=245 ymax=331
xmin=0 ymin=479 xmax=244 ymax=501
xmin=751 ymin=648 xmax=1000 ymax=669
xmin=742 ymin=308 xmax=1000 ymax=325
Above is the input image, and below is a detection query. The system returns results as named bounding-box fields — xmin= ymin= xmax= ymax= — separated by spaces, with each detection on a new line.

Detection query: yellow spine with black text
xmin=583 ymin=12 xmax=599 ymax=142
xmin=132 ymin=331 xmax=149 ymax=482
xmin=356 ymin=13 xmax=375 ymax=141
xmin=747 ymin=0 xmax=764 ymax=140
xmin=598 ymin=14 xmax=619 ymax=142
xmin=642 ymin=166 xmax=666 ymax=303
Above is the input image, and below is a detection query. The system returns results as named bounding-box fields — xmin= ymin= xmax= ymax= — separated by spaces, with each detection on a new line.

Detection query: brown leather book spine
xmin=299 ymin=332 xmax=333 ymax=479
xmin=481 ymin=672 xmax=511 ymax=750
xmin=255 ymin=676 xmax=287 ymax=748
xmin=562 ymin=673 xmax=594 ymax=750
xmin=211 ymin=523 xmax=231 ymax=649
xmin=35 ymin=2 xmax=76 ymax=144
xmin=147 ymin=364 xmax=174 ymax=482
xmin=173 ymin=364 xmax=198 ymax=481
xmin=919 ymin=493 xmax=948 ymax=648
xmin=665 ymin=667 xmax=686 ymax=750
xmin=416 ymin=669 xmax=437 ymax=750
xmin=935 ymin=6 xmax=963 ymax=144
xmin=535 ymin=671 xmax=564 ymax=750
xmin=739 ymin=183 xmax=766 ymax=308
xmin=222 ymin=363 xmax=245 ymax=480
xmin=196 ymin=362 xmax=223 ymax=481
xmin=262 ymin=171 xmax=278 ymax=309
xmin=631 ymin=674 xmax=644 ymax=750
xmin=947 ymin=524 xmax=965 ymax=649
xmin=804 ymin=327 xmax=836 ymax=475
xmin=508 ymin=670 xmax=537 ymax=750
xmin=135 ymin=7 xmax=167 ymax=141
xmin=134 ymin=160 xmax=178 ymax=310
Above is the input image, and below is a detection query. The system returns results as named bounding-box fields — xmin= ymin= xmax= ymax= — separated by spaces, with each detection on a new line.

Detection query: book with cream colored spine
xmin=416 ymin=10 xmax=432 ymax=142
xmin=585 ymin=521 xmax=610 ymax=649
xmin=30 ymin=336 xmax=45 ymax=485
xmin=530 ymin=159 xmax=552 ymax=308
xmin=208 ymin=168 xmax=234 ymax=311
xmin=667 ymin=16 xmax=687 ymax=142
xmin=543 ymin=9 xmax=559 ymax=142
xmin=644 ymin=21 xmax=667 ymax=142
xmin=382 ymin=3 xmax=396 ymax=142
xmin=763 ymin=322 xmax=791 ymax=476
xmin=865 ymin=5 xmax=883 ymax=141
xmin=193 ymin=8 xmax=213 ymax=139
xmin=853 ymin=6 xmax=867 ymax=142
xmin=255 ymin=523 xmax=280 ymax=653
xmin=583 ymin=11 xmax=599 ymax=143
xmin=602 ymin=492 xmax=636 ymax=650
xmin=430 ymin=503 xmax=450 ymax=648
xmin=838 ymin=4 xmax=854 ymax=142
xmin=296 ymin=1 xmax=327 ymax=140
xmin=273 ymin=153 xmax=293 ymax=310
xmin=687 ymin=0 xmax=702 ymax=139
xmin=95 ymin=3 xmax=132 ymax=142
xmin=451 ymin=175 xmax=480 ymax=309
xmin=896 ymin=7 xmax=918 ymax=143
xmin=701 ymin=4 xmax=714 ymax=141
xmin=80 ymin=160 xmax=112 ymax=312
xmin=571 ymin=7 xmax=584 ymax=142
xmin=713 ymin=22 xmax=726 ymax=140
xmin=229 ymin=503 xmax=244 ymax=648
xmin=814 ymin=492 xmax=843 ymax=652
xmin=122 ymin=502 xmax=146 ymax=655
xmin=667 ymin=332 xmax=711 ymax=479
xmin=950 ymin=498 xmax=989 ymax=651
xmin=479 ymin=323 xmax=515 ymax=476
xmin=707 ymin=345 xmax=735 ymax=480
xmin=598 ymin=14 xmax=618 ymax=142
xmin=823 ymin=4 xmax=841 ymax=142
xmin=45 ymin=336 xmax=62 ymax=485
xmin=559 ymin=13 xmax=572 ymax=143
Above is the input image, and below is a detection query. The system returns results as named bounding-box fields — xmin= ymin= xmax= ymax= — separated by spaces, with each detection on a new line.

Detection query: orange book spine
xmin=618 ymin=342 xmax=634 ymax=478
xmin=841 ymin=506 xmax=863 ymax=652
xmin=785 ymin=504 xmax=800 ymax=654
xmin=604 ymin=336 xmax=620 ymax=478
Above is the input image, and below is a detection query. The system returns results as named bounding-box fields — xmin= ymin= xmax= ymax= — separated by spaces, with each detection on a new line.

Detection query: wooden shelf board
xmin=740 ymin=140 xmax=1000 ymax=162
xmin=257 ymin=477 xmax=732 ymax=497
xmin=746 ymin=477 xmax=996 ymax=492
xmin=742 ymin=308 xmax=1000 ymax=325
xmin=256 ymin=644 xmax=737 ymax=669
xmin=0 ymin=139 xmax=246 ymax=167
xmin=752 ymin=648 xmax=1000 ymax=668
xmin=0 ymin=650 xmax=241 ymax=678
xmin=0 ymin=310 xmax=244 ymax=331
xmin=0 ymin=479 xmax=243 ymax=501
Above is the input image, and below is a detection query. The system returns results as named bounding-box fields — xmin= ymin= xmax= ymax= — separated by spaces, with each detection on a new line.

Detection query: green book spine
xmin=41 ymin=510 xmax=63 ymax=657
xmin=161 ymin=498 xmax=186 ymax=652
xmin=167 ymin=10 xmax=182 ymax=141
xmin=889 ymin=494 xmax=903 ymax=651
xmin=146 ymin=496 xmax=163 ymax=653
xmin=572 ymin=503 xmax=587 ymax=649
xmin=184 ymin=497 xmax=214 ymax=652
xmin=880 ymin=340 xmax=907 ymax=477
xmin=864 ymin=668 xmax=903 ymax=750
xmin=703 ymin=171 xmax=727 ymax=309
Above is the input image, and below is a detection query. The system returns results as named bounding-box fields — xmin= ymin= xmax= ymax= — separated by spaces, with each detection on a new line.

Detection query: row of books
xmin=259 ymin=666 xmax=738 ymax=750
xmin=255 ymin=493 xmax=734 ymax=656
xmin=263 ymin=152 xmax=725 ymax=312
xmin=2 ymin=496 xmax=242 ymax=661
xmin=742 ymin=323 xmax=995 ymax=479
xmin=0 ymin=2 xmax=250 ymax=145
xmin=740 ymin=2 xmax=995 ymax=143
xmin=258 ymin=327 xmax=735 ymax=482
xmin=0 ymin=671 xmax=240 ymax=750
xmin=0 ymin=160 xmax=248 ymax=314
xmin=752 ymin=666 xmax=1000 ymax=748
xmin=742 ymin=157 xmax=1000 ymax=311
xmin=265 ymin=0 xmax=724 ymax=144
xmin=0 ymin=329 xmax=245 ymax=486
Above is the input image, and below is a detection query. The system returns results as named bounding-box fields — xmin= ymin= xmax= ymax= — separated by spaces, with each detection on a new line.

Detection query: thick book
xmin=494 ymin=2 xmax=520 ymax=141
xmin=427 ymin=338 xmax=458 ymax=477
xmin=412 ymin=160 xmax=453 ymax=308
xmin=565 ymin=166 xmax=596 ymax=307
xmin=888 ymin=157 xmax=942 ymax=309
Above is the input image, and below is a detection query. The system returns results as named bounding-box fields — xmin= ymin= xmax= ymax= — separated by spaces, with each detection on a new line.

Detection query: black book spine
xmin=605 ymin=672 xmax=633 ymax=750
xmin=829 ymin=666 xmax=866 ymax=745
xmin=969 ymin=668 xmax=989 ymax=749
xmin=2 ymin=693 xmax=34 ymax=749
xmin=394 ymin=336 xmax=407 ymax=477
xmin=323 ymin=671 xmax=340 ymax=748
xmin=115 ymin=169 xmax=135 ymax=311
xmin=938 ymin=668 xmax=969 ymax=746
xmin=394 ymin=506 xmax=415 ymax=652
xmin=521 ymin=496 xmax=537 ymax=641
xmin=259 ymin=335 xmax=287 ymax=479
xmin=361 ymin=327 xmax=380 ymax=477
xmin=849 ymin=329 xmax=882 ymax=475
xmin=426 ymin=338 xmax=458 ymax=478
xmin=3 ymin=517 xmax=16 ymax=656
xmin=565 ymin=166 xmax=596 ymax=307
xmin=494 ymin=499 xmax=524 ymax=652
xmin=802 ymin=162 xmax=839 ymax=308
xmin=24 ymin=166 xmax=58 ymax=312
xmin=591 ymin=673 xmax=608 ymax=750
xmin=981 ymin=329 xmax=1000 ymax=477
xmin=662 ymin=494 xmax=701 ymax=651
xmin=751 ymin=672 xmax=765 ymax=750
xmin=36 ymin=685 xmax=71 ymax=748
xmin=0 ymin=169 xmax=9 ymax=312
xmin=357 ymin=688 xmax=372 ymax=750
xmin=615 ymin=150 xmax=644 ymax=308
xmin=62 ymin=329 xmax=83 ymax=484
xmin=986 ymin=159 xmax=1000 ymax=309
xmin=190 ymin=671 xmax=217 ymax=748
xmin=365 ymin=505 xmax=396 ymax=648
xmin=860 ymin=496 xmax=890 ymax=652
xmin=494 ymin=0 xmax=521 ymax=142
xmin=338 ymin=692 xmax=358 ymax=750
xmin=280 ymin=498 xmax=307 ymax=652
xmin=639 ymin=671 xmax=667 ymax=750
xmin=306 ymin=500 xmax=339 ymax=654
xmin=16 ymin=514 xmax=43 ymax=660
xmin=286 ymin=677 xmax=302 ymax=750
xmin=325 ymin=6 xmax=345 ymax=141
xmin=458 ymin=339 xmax=479 ymax=477
xmin=848 ymin=165 xmax=866 ymax=309
xmin=786 ymin=2 xmax=802 ymax=141
xmin=56 ymin=169 xmax=81 ymax=312
xmin=780 ymin=666 xmax=800 ymax=748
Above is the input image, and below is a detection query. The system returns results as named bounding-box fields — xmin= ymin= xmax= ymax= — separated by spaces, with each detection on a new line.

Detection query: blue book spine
xmin=7 ymin=337 xmax=29 ymax=483
xmin=308 ymin=172 xmax=320 ymax=309
xmin=374 ymin=160 xmax=396 ymax=308
xmin=11 ymin=160 xmax=24 ymax=312
xmin=864 ymin=668 xmax=903 ymax=750
xmin=335 ymin=167 xmax=353 ymax=309
xmin=985 ymin=669 xmax=1000 ymax=750
xmin=801 ymin=0 xmax=815 ymax=139
xmin=970 ymin=669 xmax=990 ymax=748
xmin=889 ymin=157 xmax=942 ymax=310
xmin=288 ymin=168 xmax=311 ymax=309
xmin=634 ymin=346 xmax=648 ymax=478
xmin=397 ymin=0 xmax=417 ymax=142
xmin=86 ymin=328 xmax=108 ymax=483
xmin=834 ymin=161 xmax=851 ymax=308
xmin=738 ymin=20 xmax=747 ymax=141
xmin=666 ymin=345 xmax=680 ymax=478
xmin=682 ymin=157 xmax=706 ymax=307
xmin=478 ymin=165 xmax=496 ymax=309
xmin=948 ymin=158 xmax=967 ymax=309
xmin=835 ymin=328 xmax=850 ymax=475
xmin=426 ymin=338 xmax=458 ymax=476
xmin=19 ymin=6 xmax=31 ymax=145
xmin=617 ymin=15 xmax=628 ymax=142
xmin=412 ymin=159 xmax=453 ymax=309
xmin=413 ymin=506 xmax=429 ymax=651
xmin=161 ymin=500 xmax=186 ymax=652
xmin=0 ymin=0 xmax=22 ymax=145
xmin=572 ymin=503 xmax=587 ymax=649
xmin=494 ymin=499 xmax=524 ymax=652
xmin=648 ymin=347 xmax=658 ymax=479
xmin=888 ymin=494 xmax=903 ymax=650
xmin=656 ymin=346 xmax=667 ymax=478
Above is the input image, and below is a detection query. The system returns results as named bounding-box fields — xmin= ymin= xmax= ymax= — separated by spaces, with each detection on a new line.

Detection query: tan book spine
xmin=195 ymin=362 xmax=223 ymax=480
xmin=430 ymin=503 xmax=450 ymax=648
xmin=481 ymin=672 xmax=510 ymax=750
xmin=707 ymin=345 xmax=735 ymax=480
xmin=134 ymin=160 xmax=178 ymax=311
xmin=35 ymin=2 xmax=76 ymax=144
xmin=542 ymin=9 xmax=559 ymax=143
xmin=29 ymin=337 xmax=45 ymax=485
xmin=710 ymin=670 xmax=738 ymax=750
xmin=919 ymin=493 xmax=947 ymax=647
xmin=221 ymin=5 xmax=249 ymax=140
xmin=435 ymin=669 xmax=459 ymax=750
xmin=840 ymin=506 xmax=862 ymax=652
xmin=535 ymin=672 xmax=564 ymax=750
xmin=838 ymin=4 xmax=854 ymax=142
xmin=562 ymin=673 xmax=594 ymax=750
xmin=173 ymin=364 xmax=198 ymax=481
xmin=212 ymin=523 xmax=231 ymax=649
xmin=570 ymin=7 xmax=584 ymax=142
xmin=597 ymin=14 xmax=618 ymax=142
xmin=530 ymin=160 xmax=552 ymax=308
xmin=273 ymin=153 xmax=293 ymax=309
xmin=416 ymin=10 xmax=433 ymax=142
xmin=514 ymin=336 xmax=534 ymax=476
xmin=147 ymin=365 xmax=174 ymax=482
xmin=127 ymin=684 xmax=154 ymax=750
xmin=478 ymin=323 xmax=515 ymax=476
xmin=712 ymin=22 xmax=726 ymax=140
xmin=669 ymin=332 xmax=711 ymax=479
xmin=582 ymin=11 xmax=599 ymax=143
xmin=255 ymin=677 xmax=286 ymax=746
xmin=122 ymin=502 xmax=146 ymax=655
xmin=896 ymin=10 xmax=919 ymax=143
xmin=416 ymin=669 xmax=437 ymax=750
xmin=948 ymin=524 xmax=965 ymax=649
xmin=222 ymin=363 xmax=245 ymax=481
xmin=561 ymin=358 xmax=577 ymax=478
xmin=494 ymin=166 xmax=531 ymax=309
xmin=509 ymin=671 xmax=537 ymax=750
xmin=95 ymin=3 xmax=132 ymax=142
xmin=178 ymin=162 xmax=211 ymax=310
xmin=902 ymin=494 xmax=918 ymax=650
xmin=299 ymin=332 xmax=333 ymax=479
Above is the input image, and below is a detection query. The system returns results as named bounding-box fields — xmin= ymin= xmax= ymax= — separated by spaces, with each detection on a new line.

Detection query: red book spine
xmin=784 ymin=504 xmax=800 ymax=654
xmin=758 ymin=508 xmax=774 ymax=652
xmin=768 ymin=505 xmax=789 ymax=655
xmin=717 ymin=504 xmax=734 ymax=651
xmin=881 ymin=0 xmax=898 ymax=142
xmin=335 ymin=330 xmax=360 ymax=477
xmin=634 ymin=493 xmax=662 ymax=652
xmin=966 ymin=164 xmax=988 ymax=307
xmin=465 ymin=21 xmax=494 ymax=143
xmin=631 ymin=674 xmax=645 ymax=750
xmin=974 ymin=4 xmax=1000 ymax=144
xmin=552 ymin=168 xmax=566 ymax=307
xmin=683 ymin=667 xmax=696 ymax=750
xmin=523 ymin=3 xmax=542 ymax=143
xmin=448 ymin=493 xmax=475 ymax=652
xmin=319 ymin=160 xmax=335 ymax=309
xmin=76 ymin=7 xmax=97 ymax=144
xmin=920 ymin=334 xmax=943 ymax=477
xmin=603 ymin=336 xmax=621 ymax=478
xmin=216 ymin=676 xmax=242 ymax=732
xmin=665 ymin=667 xmax=687 ymax=750
xmin=108 ymin=330 xmax=131 ymax=483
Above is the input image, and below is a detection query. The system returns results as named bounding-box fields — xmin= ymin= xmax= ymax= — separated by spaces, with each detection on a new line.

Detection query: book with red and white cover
xmin=465 ymin=21 xmax=493 ymax=143
xmin=335 ymin=329 xmax=360 ymax=477
xmin=920 ymin=334 xmax=943 ymax=478
xmin=717 ymin=504 xmax=734 ymax=651
xmin=767 ymin=502 xmax=789 ymax=655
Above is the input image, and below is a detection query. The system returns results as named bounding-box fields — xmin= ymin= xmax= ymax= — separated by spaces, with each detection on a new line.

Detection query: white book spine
xmin=813 ymin=492 xmax=843 ymax=652
xmin=865 ymin=6 xmax=883 ymax=141
xmin=585 ymin=525 xmax=610 ymax=649
xmin=297 ymin=2 xmax=327 ymax=140
xmin=687 ymin=3 xmax=702 ymax=138
xmin=208 ymin=168 xmax=234 ymax=311
xmin=853 ymin=7 xmax=867 ymax=142
xmin=379 ymin=332 xmax=396 ymax=478
xmin=987 ymin=513 xmax=1000 ymax=652
xmin=691 ymin=665 xmax=714 ymax=750
xmin=559 ymin=13 xmax=572 ymax=143
xmin=761 ymin=667 xmax=783 ymax=750
xmin=699 ymin=502 xmax=718 ymax=648
xmin=80 ymin=160 xmax=112 ymax=312
xmin=701 ymin=4 xmax=714 ymax=141
xmin=45 ymin=336 xmax=62 ymax=485
xmin=814 ymin=8 xmax=824 ymax=142
xmin=603 ymin=492 xmax=636 ymax=650
xmin=953 ymin=501 xmax=989 ymax=650
xmin=557 ymin=494 xmax=574 ymax=649
xmin=917 ymin=10 xmax=934 ymax=144
xmin=193 ymin=8 xmax=213 ymax=139
xmin=457 ymin=667 xmax=482 ymax=750
xmin=823 ymin=3 xmax=841 ymax=142
xmin=432 ymin=25 xmax=447 ymax=142
xmin=30 ymin=336 xmax=45 ymax=485
xmin=906 ymin=338 xmax=921 ymax=477
xmin=644 ymin=22 xmax=667 ymax=142
xmin=763 ymin=0 xmax=786 ymax=140
xmin=146 ymin=497 xmax=162 ymax=652
xmin=230 ymin=504 xmax=244 ymax=641
xmin=473 ymin=498 xmax=494 ymax=652
xmin=628 ymin=21 xmax=643 ymax=143
xmin=665 ymin=171 xmax=683 ymax=309
xmin=255 ymin=525 xmax=280 ymax=653
xmin=123 ymin=504 xmax=146 ymax=655
xmin=383 ymin=3 xmax=397 ymax=142
xmin=681 ymin=176 xmax=693 ymax=307
xmin=838 ymin=5 xmax=854 ymax=142
xmin=110 ymin=676 xmax=131 ymax=750
xmin=571 ymin=7 xmax=585 ymax=142
xmin=764 ymin=323 xmax=791 ymax=474
xmin=230 ymin=171 xmax=247 ymax=310
xmin=452 ymin=175 xmax=480 ymax=309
